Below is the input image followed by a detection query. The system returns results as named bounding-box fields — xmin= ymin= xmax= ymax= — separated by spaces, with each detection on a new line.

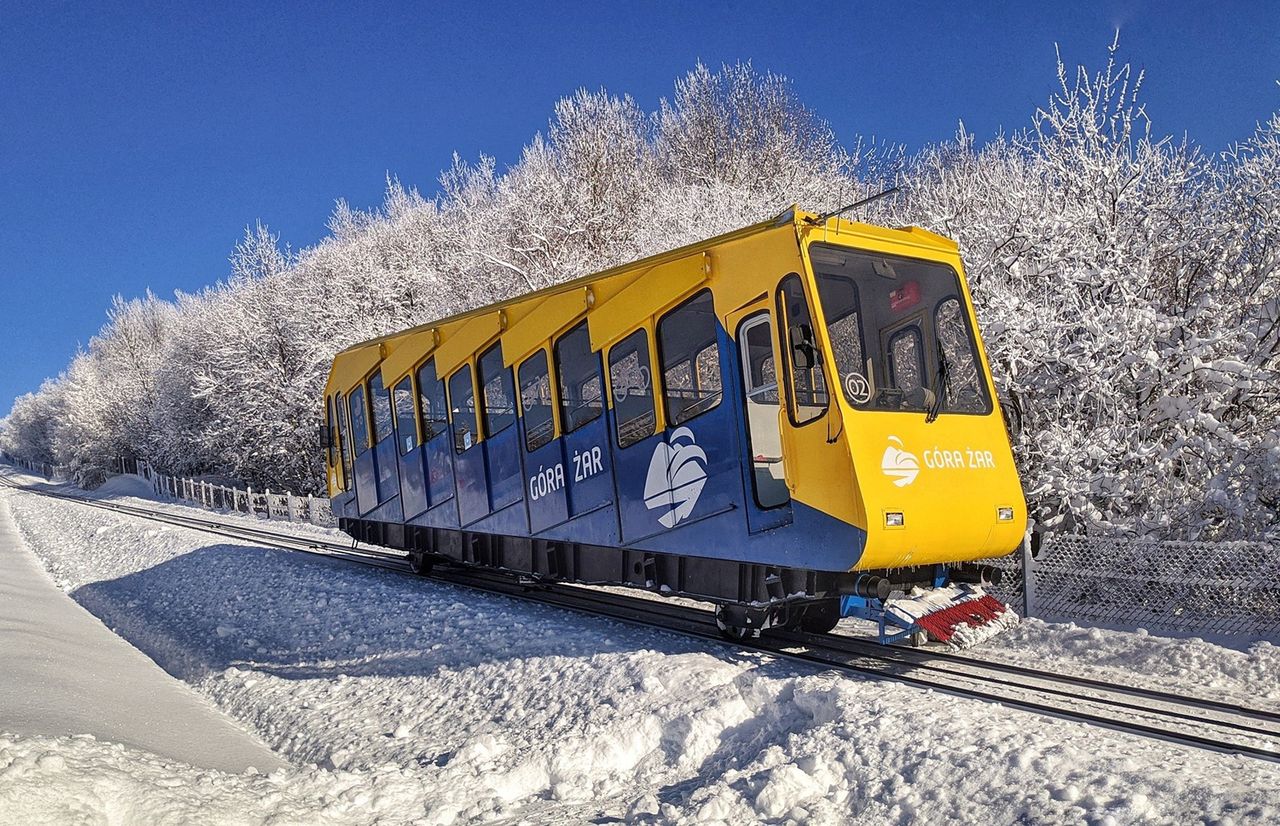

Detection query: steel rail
xmin=2 ymin=469 xmax=1276 ymax=763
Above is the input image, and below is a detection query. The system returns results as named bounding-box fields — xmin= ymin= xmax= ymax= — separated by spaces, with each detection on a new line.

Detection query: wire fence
xmin=981 ymin=533 xmax=1279 ymax=639
xmin=3 ymin=453 xmax=1276 ymax=639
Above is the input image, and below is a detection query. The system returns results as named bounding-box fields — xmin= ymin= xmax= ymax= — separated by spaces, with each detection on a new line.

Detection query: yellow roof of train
xmin=327 ymin=208 xmax=956 ymax=393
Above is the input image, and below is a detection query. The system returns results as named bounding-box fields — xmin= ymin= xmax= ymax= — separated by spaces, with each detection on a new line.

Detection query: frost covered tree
xmin=2 ymin=55 xmax=1276 ymax=539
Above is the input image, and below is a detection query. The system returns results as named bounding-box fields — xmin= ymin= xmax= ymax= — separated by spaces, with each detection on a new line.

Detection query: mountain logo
xmin=644 ymin=426 xmax=708 ymax=528
xmin=881 ymin=436 xmax=920 ymax=487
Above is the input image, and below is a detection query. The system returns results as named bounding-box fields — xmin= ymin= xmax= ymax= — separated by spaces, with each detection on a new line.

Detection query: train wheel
xmin=714 ymin=606 xmax=760 ymax=642
xmin=799 ymin=600 xmax=841 ymax=634
xmin=410 ymin=552 xmax=433 ymax=577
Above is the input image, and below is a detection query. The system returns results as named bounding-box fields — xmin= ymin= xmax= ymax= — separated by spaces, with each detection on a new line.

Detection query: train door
xmin=346 ymin=383 xmax=379 ymax=516
xmin=726 ymin=302 xmax=794 ymax=533
xmin=415 ymin=360 xmax=457 ymax=522
xmin=448 ymin=361 xmax=489 ymax=525
xmin=476 ymin=342 xmax=526 ymax=530
xmin=607 ymin=326 xmax=667 ymax=544
xmin=367 ymin=372 xmax=404 ymax=518
xmin=391 ymin=373 xmax=429 ymax=519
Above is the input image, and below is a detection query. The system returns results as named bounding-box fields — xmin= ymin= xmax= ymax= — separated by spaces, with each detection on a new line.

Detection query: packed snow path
xmin=0 ymin=496 xmax=284 ymax=774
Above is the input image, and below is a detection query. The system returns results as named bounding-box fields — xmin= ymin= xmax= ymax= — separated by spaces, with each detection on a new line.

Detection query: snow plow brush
xmin=884 ymin=585 xmax=1020 ymax=649
xmin=839 ymin=572 xmax=1020 ymax=649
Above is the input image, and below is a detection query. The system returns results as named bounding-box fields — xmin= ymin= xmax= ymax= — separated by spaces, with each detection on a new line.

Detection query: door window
xmin=518 ymin=349 xmax=555 ymax=452
xmin=609 ymin=329 xmax=656 ymax=448
xmin=348 ymin=385 xmax=370 ymax=456
xmin=392 ymin=376 xmax=417 ymax=455
xmin=369 ymin=373 xmax=393 ymax=445
xmin=738 ymin=314 xmax=789 ymax=508
xmin=416 ymin=360 xmax=448 ymax=441
xmin=657 ymin=290 xmax=723 ymax=425
xmin=554 ymin=321 xmax=604 ymax=433
xmin=478 ymin=343 xmax=516 ymax=438
xmin=448 ymin=366 xmax=478 ymax=453
xmin=777 ymin=274 xmax=829 ymax=425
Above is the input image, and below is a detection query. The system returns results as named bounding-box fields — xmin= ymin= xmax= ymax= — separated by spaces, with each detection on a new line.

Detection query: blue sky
xmin=1 ymin=1 xmax=1277 ymax=412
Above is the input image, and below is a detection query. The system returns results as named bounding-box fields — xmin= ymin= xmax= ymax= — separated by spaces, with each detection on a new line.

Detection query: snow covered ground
xmin=2 ymin=469 xmax=1279 ymax=824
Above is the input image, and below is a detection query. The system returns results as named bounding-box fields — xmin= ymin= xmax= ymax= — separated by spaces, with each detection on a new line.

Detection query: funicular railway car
xmin=323 ymin=208 xmax=1027 ymax=645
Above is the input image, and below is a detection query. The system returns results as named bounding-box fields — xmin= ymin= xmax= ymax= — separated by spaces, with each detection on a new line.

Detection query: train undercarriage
xmin=340 ymin=516 xmax=1017 ymax=649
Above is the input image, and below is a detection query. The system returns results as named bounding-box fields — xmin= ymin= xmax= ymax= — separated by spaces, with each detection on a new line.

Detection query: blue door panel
xmin=484 ymin=427 xmax=524 ymax=512
xmin=363 ymin=494 xmax=404 ymax=524
xmin=524 ymin=431 xmax=569 ymax=534
xmin=611 ymin=424 xmax=669 ymax=544
xmin=373 ymin=438 xmax=400 ymax=504
xmin=466 ymin=498 xmax=530 ymax=537
xmin=563 ymin=418 xmax=613 ymax=516
xmin=455 ymin=444 xmax=489 ymax=525
xmin=332 ymin=489 xmax=358 ymax=520
xmin=408 ymin=495 xmax=460 ymax=530
xmin=533 ymin=501 xmax=619 ymax=546
xmin=399 ymin=445 xmax=430 ymax=519
xmin=424 ymin=434 xmax=456 ymax=506
xmin=354 ymin=450 xmax=379 ymax=515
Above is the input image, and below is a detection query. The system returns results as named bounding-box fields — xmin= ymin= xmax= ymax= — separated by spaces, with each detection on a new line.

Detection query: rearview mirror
xmin=789 ymin=323 xmax=817 ymax=370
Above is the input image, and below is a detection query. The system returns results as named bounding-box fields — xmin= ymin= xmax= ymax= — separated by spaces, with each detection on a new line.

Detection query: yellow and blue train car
xmin=322 ymin=208 xmax=1027 ymax=643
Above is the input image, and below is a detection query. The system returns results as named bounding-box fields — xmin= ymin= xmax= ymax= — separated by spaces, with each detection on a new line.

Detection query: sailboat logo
xmin=644 ymin=427 xmax=708 ymax=528
xmin=881 ymin=436 xmax=920 ymax=487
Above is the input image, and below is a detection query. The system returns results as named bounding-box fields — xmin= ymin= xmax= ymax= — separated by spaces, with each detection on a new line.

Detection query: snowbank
xmin=0 ymin=497 xmax=283 ymax=774
xmin=4 ymin=483 xmax=1280 ymax=824
xmin=89 ymin=472 xmax=160 ymax=501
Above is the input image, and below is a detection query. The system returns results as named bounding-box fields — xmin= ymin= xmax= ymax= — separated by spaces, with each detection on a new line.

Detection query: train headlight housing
xmin=884 ymin=511 xmax=904 ymax=528
xmin=997 ymin=506 xmax=1014 ymax=522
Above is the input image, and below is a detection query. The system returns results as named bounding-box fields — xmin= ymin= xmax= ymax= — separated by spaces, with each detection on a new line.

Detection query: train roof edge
xmin=325 ymin=208 xmax=959 ymax=393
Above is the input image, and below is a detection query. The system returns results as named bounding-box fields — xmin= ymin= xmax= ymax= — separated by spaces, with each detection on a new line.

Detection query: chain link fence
xmin=982 ymin=534 xmax=1279 ymax=638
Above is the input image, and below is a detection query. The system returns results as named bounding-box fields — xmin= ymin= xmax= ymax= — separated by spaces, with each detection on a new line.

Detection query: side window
xmin=777 ymin=274 xmax=829 ymax=425
xmin=888 ymin=326 xmax=925 ymax=391
xmin=392 ymin=376 xmax=417 ymax=455
xmin=369 ymin=373 xmax=393 ymax=444
xmin=554 ymin=321 xmax=604 ymax=433
xmin=336 ymin=392 xmax=352 ymax=488
xmin=518 ymin=350 xmax=554 ymax=452
xmin=416 ymin=360 xmax=448 ymax=441
xmin=348 ymin=385 xmax=370 ymax=456
xmin=609 ymin=329 xmax=655 ymax=448
xmin=448 ymin=366 xmax=477 ymax=454
xmin=478 ymin=343 xmax=516 ymax=438
xmin=935 ymin=298 xmax=986 ymax=413
xmin=657 ymin=290 xmax=723 ymax=426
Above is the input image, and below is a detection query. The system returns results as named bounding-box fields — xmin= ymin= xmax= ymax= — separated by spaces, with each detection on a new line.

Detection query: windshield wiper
xmin=925 ymin=338 xmax=948 ymax=424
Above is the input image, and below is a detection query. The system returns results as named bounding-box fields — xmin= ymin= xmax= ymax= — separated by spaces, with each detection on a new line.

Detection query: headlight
xmin=997 ymin=506 xmax=1014 ymax=522
xmin=885 ymin=511 xmax=904 ymax=527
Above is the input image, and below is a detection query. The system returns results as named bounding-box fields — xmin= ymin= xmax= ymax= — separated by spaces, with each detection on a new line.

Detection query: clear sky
xmin=1 ymin=1 xmax=1277 ymax=413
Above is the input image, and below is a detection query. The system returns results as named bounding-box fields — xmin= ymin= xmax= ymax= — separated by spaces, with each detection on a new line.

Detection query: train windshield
xmin=809 ymin=244 xmax=991 ymax=415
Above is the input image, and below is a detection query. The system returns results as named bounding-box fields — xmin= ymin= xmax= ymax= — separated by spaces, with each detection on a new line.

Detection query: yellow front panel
xmin=794 ymin=216 xmax=1027 ymax=569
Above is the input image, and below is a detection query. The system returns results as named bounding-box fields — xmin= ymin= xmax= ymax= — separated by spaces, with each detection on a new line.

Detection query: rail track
xmin=2 ymin=467 xmax=1277 ymax=763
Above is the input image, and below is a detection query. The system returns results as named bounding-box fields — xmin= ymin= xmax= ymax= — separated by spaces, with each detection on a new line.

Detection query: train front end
xmin=799 ymin=218 xmax=1027 ymax=647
